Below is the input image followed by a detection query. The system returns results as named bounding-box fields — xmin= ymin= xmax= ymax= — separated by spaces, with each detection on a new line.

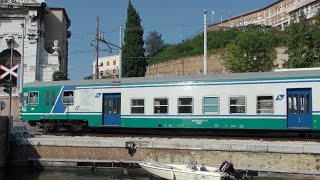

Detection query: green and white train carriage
xmin=21 ymin=69 xmax=320 ymax=131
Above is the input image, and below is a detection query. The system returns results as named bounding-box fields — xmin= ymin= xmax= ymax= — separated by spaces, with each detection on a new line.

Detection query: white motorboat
xmin=139 ymin=161 xmax=229 ymax=180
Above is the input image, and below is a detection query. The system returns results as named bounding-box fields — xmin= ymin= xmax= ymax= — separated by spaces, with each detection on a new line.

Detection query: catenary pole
xmin=204 ymin=10 xmax=208 ymax=75
xmin=95 ymin=16 xmax=99 ymax=79
xmin=119 ymin=24 xmax=122 ymax=78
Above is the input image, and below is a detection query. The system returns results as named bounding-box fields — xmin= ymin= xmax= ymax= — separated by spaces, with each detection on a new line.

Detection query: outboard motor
xmin=219 ymin=161 xmax=244 ymax=180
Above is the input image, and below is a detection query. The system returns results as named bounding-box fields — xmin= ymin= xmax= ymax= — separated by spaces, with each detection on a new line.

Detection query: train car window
xmin=257 ymin=96 xmax=273 ymax=114
xmin=203 ymin=97 xmax=219 ymax=114
xmin=131 ymin=98 xmax=144 ymax=114
xmin=305 ymin=94 xmax=310 ymax=113
xmin=178 ymin=97 xmax=193 ymax=114
xmin=23 ymin=92 xmax=28 ymax=106
xmin=300 ymin=95 xmax=305 ymax=114
xmin=63 ymin=91 xmax=74 ymax=105
xmin=106 ymin=98 xmax=113 ymax=114
xmin=288 ymin=95 xmax=293 ymax=114
xmin=52 ymin=91 xmax=56 ymax=106
xmin=116 ymin=97 xmax=121 ymax=114
xmin=154 ymin=98 xmax=168 ymax=114
xmin=293 ymin=94 xmax=298 ymax=114
xmin=28 ymin=91 xmax=39 ymax=106
xmin=229 ymin=96 xmax=246 ymax=114
xmin=45 ymin=91 xmax=49 ymax=106
xmin=299 ymin=94 xmax=310 ymax=114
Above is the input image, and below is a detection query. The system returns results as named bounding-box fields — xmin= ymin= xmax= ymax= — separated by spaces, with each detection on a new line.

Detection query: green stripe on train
xmin=23 ymin=115 xmax=320 ymax=130
xmin=122 ymin=115 xmax=320 ymax=130
xmin=121 ymin=117 xmax=287 ymax=129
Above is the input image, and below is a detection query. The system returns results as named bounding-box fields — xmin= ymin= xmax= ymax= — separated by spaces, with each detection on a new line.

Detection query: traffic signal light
xmin=3 ymin=80 xmax=11 ymax=94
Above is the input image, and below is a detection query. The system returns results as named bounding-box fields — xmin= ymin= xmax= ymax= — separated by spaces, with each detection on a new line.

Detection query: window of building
xmin=107 ymin=61 xmax=110 ymax=66
xmin=63 ymin=91 xmax=74 ymax=105
xmin=100 ymin=71 xmax=104 ymax=76
xmin=203 ymin=97 xmax=219 ymax=114
xmin=178 ymin=97 xmax=193 ymax=114
xmin=154 ymin=98 xmax=168 ymax=114
xmin=113 ymin=60 xmax=116 ymax=65
xmin=113 ymin=69 xmax=116 ymax=74
xmin=28 ymin=91 xmax=39 ymax=106
xmin=229 ymin=96 xmax=246 ymax=114
xmin=257 ymin=96 xmax=274 ymax=114
xmin=131 ymin=98 xmax=144 ymax=114
xmin=100 ymin=62 xmax=103 ymax=66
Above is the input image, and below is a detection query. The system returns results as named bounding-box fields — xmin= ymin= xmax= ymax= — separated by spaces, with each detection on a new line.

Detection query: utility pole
xmin=91 ymin=17 xmax=122 ymax=79
xmin=9 ymin=39 xmax=13 ymax=128
xmin=20 ymin=22 xmax=25 ymax=101
xmin=204 ymin=10 xmax=208 ymax=75
xmin=119 ymin=24 xmax=122 ymax=78
xmin=95 ymin=16 xmax=99 ymax=79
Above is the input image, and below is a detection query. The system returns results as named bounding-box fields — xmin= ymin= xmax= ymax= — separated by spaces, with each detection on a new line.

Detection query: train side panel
xmin=21 ymin=76 xmax=320 ymax=131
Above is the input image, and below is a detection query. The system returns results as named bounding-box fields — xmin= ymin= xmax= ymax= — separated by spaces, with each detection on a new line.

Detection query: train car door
xmin=102 ymin=93 xmax=121 ymax=126
xmin=287 ymin=88 xmax=312 ymax=129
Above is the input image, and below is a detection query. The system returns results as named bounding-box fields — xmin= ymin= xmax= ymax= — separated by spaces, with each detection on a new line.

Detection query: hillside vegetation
xmin=147 ymin=29 xmax=240 ymax=64
xmin=147 ymin=12 xmax=320 ymax=72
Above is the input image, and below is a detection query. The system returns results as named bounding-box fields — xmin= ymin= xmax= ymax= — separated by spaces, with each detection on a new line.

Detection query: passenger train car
xmin=21 ymin=69 xmax=320 ymax=131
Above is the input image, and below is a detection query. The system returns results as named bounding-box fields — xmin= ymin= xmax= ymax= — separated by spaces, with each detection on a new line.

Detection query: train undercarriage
xmin=29 ymin=120 xmax=88 ymax=132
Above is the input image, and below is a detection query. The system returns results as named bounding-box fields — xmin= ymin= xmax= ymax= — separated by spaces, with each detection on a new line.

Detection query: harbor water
xmin=0 ymin=167 xmax=158 ymax=180
xmin=0 ymin=167 xmax=316 ymax=180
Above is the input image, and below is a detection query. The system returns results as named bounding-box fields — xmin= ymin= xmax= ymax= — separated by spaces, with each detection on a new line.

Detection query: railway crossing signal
xmin=0 ymin=64 xmax=20 ymax=79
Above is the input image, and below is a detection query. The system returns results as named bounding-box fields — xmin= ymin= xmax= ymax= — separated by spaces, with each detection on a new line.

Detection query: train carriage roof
xmin=24 ymin=69 xmax=320 ymax=87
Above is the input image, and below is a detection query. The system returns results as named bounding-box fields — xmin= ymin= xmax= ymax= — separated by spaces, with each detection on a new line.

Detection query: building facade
xmin=0 ymin=0 xmax=70 ymax=119
xmin=0 ymin=0 xmax=70 ymax=88
xmin=93 ymin=55 xmax=120 ymax=78
xmin=209 ymin=0 xmax=320 ymax=30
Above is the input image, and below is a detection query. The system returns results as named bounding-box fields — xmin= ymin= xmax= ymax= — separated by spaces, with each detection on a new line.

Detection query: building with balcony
xmin=209 ymin=0 xmax=320 ymax=31
xmin=92 ymin=55 xmax=120 ymax=79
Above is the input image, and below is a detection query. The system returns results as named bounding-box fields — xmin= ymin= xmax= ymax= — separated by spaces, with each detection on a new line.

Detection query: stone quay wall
xmin=8 ymin=136 xmax=320 ymax=175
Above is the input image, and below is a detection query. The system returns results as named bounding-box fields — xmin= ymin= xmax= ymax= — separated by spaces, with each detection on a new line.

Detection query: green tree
xmin=52 ymin=71 xmax=68 ymax=81
xmin=83 ymin=75 xmax=93 ymax=80
xmin=224 ymin=27 xmax=277 ymax=72
xmin=122 ymin=1 xmax=146 ymax=77
xmin=284 ymin=12 xmax=319 ymax=68
xmin=145 ymin=31 xmax=164 ymax=57
xmin=311 ymin=11 xmax=320 ymax=66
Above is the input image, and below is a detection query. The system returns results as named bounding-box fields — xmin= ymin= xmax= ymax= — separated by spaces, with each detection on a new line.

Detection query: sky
xmin=45 ymin=0 xmax=277 ymax=80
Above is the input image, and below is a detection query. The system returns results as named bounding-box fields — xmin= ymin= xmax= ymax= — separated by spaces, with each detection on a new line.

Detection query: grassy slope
xmin=147 ymin=28 xmax=240 ymax=65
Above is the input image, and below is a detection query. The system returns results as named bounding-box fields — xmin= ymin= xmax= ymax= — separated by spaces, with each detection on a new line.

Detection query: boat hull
xmin=139 ymin=162 xmax=225 ymax=180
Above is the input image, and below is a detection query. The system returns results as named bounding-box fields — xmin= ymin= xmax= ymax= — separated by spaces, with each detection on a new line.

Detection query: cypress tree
xmin=122 ymin=1 xmax=146 ymax=77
